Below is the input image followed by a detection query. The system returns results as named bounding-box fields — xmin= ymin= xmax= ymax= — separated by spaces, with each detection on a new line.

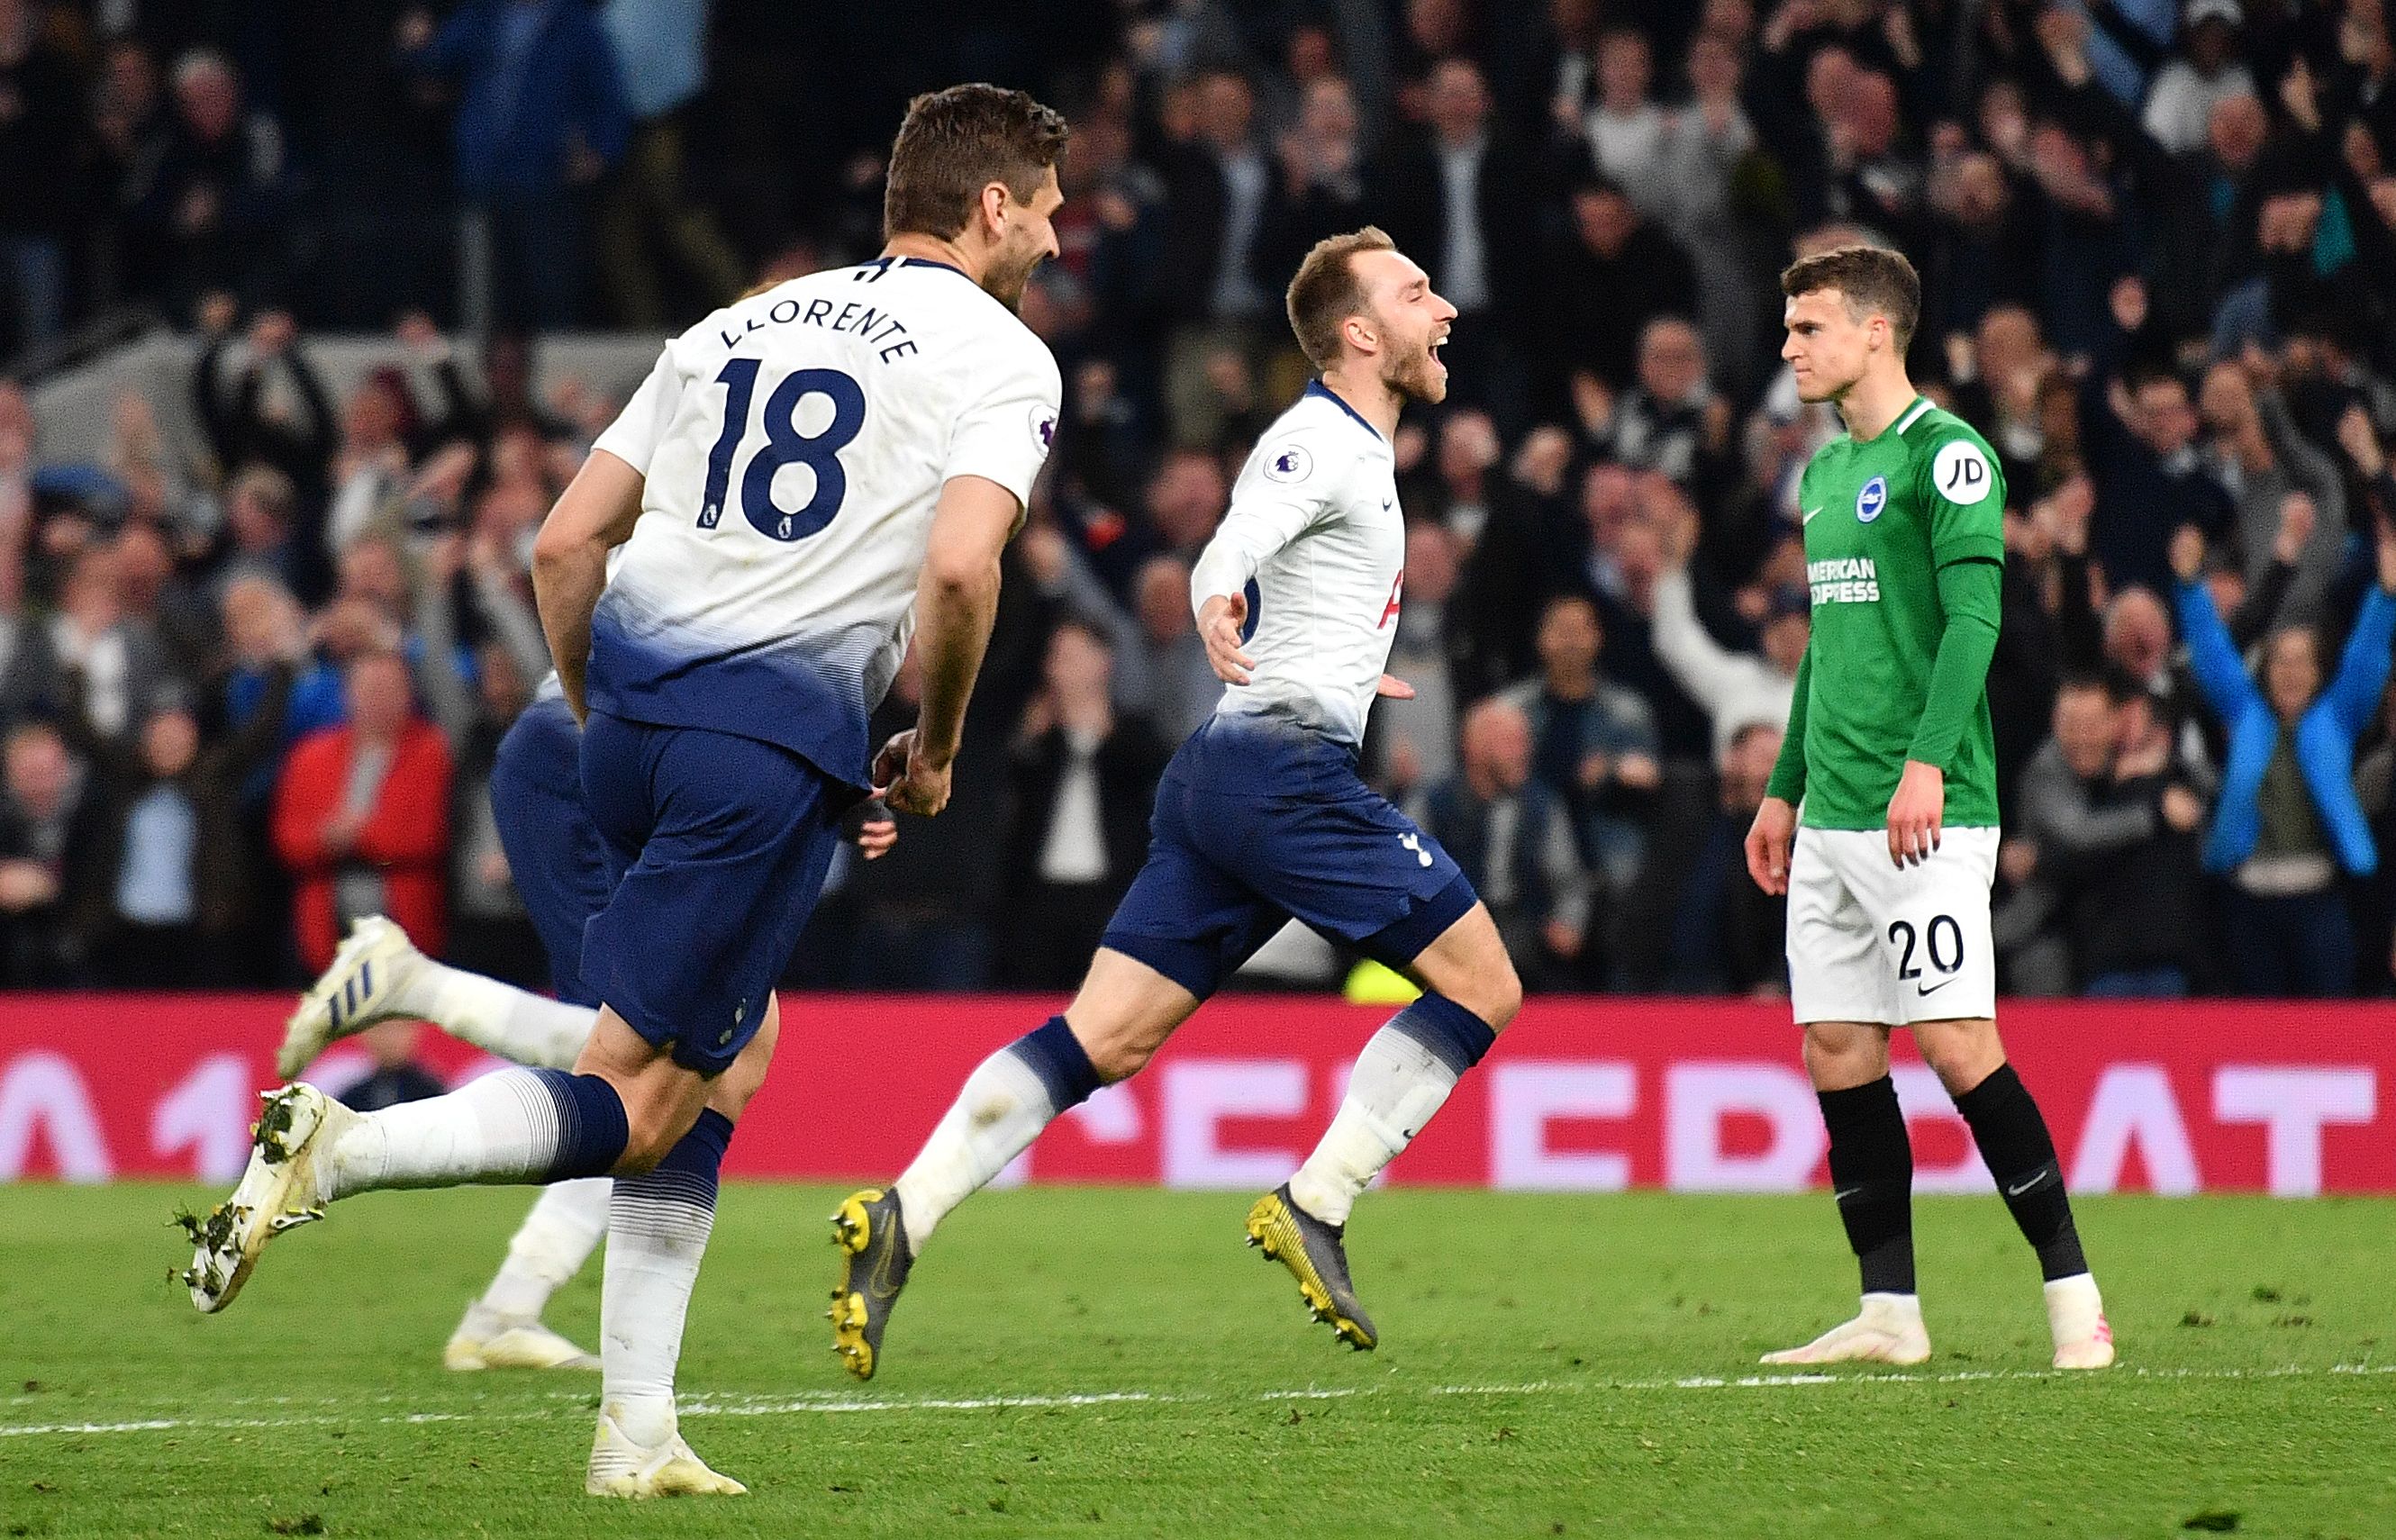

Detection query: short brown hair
xmin=1285 ymin=226 xmax=1396 ymax=370
xmin=1780 ymin=244 xmax=1920 ymax=350
xmin=883 ymin=84 xmax=1069 ymax=242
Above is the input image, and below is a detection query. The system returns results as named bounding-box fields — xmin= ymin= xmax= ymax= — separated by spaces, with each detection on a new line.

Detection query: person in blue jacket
xmin=2168 ymin=521 xmax=2396 ymax=996
xmin=399 ymin=1 xmax=632 ymax=330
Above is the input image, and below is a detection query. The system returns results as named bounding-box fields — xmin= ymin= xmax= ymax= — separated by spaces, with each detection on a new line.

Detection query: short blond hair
xmin=1284 ymin=225 xmax=1396 ymax=370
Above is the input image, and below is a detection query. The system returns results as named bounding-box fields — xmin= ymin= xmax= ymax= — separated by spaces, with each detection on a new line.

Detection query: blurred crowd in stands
xmin=2 ymin=0 xmax=2394 ymax=999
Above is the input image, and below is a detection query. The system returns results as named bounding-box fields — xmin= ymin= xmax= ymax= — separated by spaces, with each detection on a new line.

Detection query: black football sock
xmin=1955 ymin=1063 xmax=2089 ymax=1282
xmin=1819 ymin=1075 xmax=1915 ymax=1296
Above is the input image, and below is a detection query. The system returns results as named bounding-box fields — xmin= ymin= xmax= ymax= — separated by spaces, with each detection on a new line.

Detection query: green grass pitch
xmin=1 ymin=1183 xmax=2390 ymax=1538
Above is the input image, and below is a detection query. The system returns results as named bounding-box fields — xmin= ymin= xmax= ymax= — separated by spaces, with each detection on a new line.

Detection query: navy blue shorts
xmin=488 ymin=695 xmax=611 ymax=1007
xmin=1101 ymin=715 xmax=1478 ymax=1000
xmin=577 ymin=710 xmax=845 ymax=1076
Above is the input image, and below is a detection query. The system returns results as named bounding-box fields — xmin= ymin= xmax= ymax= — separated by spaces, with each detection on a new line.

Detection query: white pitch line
xmin=2 ymin=1363 xmax=2385 ymax=1441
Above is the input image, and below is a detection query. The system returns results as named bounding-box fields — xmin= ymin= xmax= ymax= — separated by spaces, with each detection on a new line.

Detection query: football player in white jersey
xmin=182 ymin=85 xmax=1067 ymax=1498
xmin=826 ymin=228 xmax=1523 ymax=1380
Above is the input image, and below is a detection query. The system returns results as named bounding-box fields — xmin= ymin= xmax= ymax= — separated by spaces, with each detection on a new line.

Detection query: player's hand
xmin=1885 ymin=759 xmax=1944 ymax=868
xmin=1375 ymin=673 xmax=1415 ymax=700
xmin=1198 ymin=593 xmax=1256 ymax=685
xmin=873 ymin=729 xmax=954 ymax=818
xmin=1745 ymin=796 xmax=1796 ymax=896
xmin=856 ymin=807 xmax=898 ymax=859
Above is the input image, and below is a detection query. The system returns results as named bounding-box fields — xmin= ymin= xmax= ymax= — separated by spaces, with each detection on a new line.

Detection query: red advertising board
xmin=2 ymin=994 xmax=2391 ymax=1194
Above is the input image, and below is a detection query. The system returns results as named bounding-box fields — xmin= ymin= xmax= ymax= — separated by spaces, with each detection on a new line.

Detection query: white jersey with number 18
xmin=585 ymin=256 xmax=1060 ymax=787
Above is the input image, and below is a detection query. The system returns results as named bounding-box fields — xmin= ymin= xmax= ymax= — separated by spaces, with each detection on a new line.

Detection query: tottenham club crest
xmin=1264 ymin=443 xmax=1312 ymax=484
xmin=1856 ymin=475 xmax=1888 ymax=523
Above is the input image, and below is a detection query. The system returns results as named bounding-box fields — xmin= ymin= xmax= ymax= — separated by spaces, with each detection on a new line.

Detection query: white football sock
xmin=600 ymin=1121 xmax=725 ymax=1449
xmin=322 ymin=1067 xmax=616 ymax=1199
xmin=476 ymin=1178 xmax=612 ymax=1323
xmin=392 ymin=958 xmax=596 ymax=1071
xmin=1288 ymin=1021 xmax=1462 ymax=1227
xmin=891 ymin=1046 xmax=1058 ymax=1254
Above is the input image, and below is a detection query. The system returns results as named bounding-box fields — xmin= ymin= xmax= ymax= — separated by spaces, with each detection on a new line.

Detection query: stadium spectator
xmin=1422 ymin=696 xmax=1590 ymax=992
xmin=1542 ymin=176 xmax=1698 ymax=410
xmin=1995 ymin=672 xmax=2208 ymax=997
xmin=49 ymin=544 xmax=176 ymax=747
xmin=2142 ymin=0 xmax=2256 ymax=157
xmin=1645 ymin=494 xmax=1801 ymax=759
xmin=993 ymin=621 xmax=1168 ymax=990
xmin=272 ymin=648 xmax=451 ymax=973
xmin=2194 ymin=361 xmax=2348 ymax=625
xmin=399 ymin=0 xmax=634 ymax=330
xmin=2171 ymin=523 xmax=2396 ymax=997
xmin=125 ymin=50 xmax=289 ymax=313
xmin=0 ymin=0 xmax=80 ymax=357
xmin=1500 ymin=593 xmax=1659 ymax=893
xmin=0 ymin=719 xmax=78 ymax=983
xmin=59 ymin=666 xmax=288 ymax=988
xmin=1376 ymin=521 xmax=1465 ymax=809
xmin=1369 ymin=57 xmax=1538 ymax=429
xmin=591 ymin=0 xmax=746 ymax=329
xmin=1154 ymin=68 xmax=1282 ymax=447
xmin=1664 ymin=720 xmax=1788 ymax=996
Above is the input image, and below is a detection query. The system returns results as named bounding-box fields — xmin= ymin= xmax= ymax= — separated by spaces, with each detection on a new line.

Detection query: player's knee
xmin=1802 ymin=1021 xmax=1887 ymax=1086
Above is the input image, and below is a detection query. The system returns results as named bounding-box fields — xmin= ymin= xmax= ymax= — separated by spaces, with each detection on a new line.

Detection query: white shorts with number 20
xmin=1787 ymin=825 xmax=2000 ymax=1026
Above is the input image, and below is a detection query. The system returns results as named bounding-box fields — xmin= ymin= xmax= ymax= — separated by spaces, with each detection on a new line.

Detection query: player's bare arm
xmin=883 ymin=472 xmax=1020 ymax=817
xmin=530 ymin=448 xmax=645 ymax=724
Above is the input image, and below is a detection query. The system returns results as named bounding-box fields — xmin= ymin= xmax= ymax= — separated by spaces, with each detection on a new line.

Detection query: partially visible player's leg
xmin=277 ymin=915 xmax=600 ymax=1077
xmin=181 ymin=1038 xmax=652 ymax=1311
xmin=448 ymin=1181 xmax=611 ymax=1370
xmin=886 ymin=947 xmax=1194 ymax=1251
xmin=579 ymin=713 xmax=844 ymax=1494
xmin=450 ymin=693 xmax=623 ymax=1370
xmin=587 ymin=1000 xmax=777 ymax=1499
xmin=1287 ymin=895 xmax=1516 ymax=1231
xmin=1765 ymin=828 xmax=1930 ymax=1366
xmin=834 ymin=803 xmax=1269 ymax=1380
xmin=833 ymin=953 xmax=1184 ymax=1378
xmin=1250 ymin=890 xmax=1514 ymax=1353
xmin=1916 ymin=1015 xmax=2112 ymax=1370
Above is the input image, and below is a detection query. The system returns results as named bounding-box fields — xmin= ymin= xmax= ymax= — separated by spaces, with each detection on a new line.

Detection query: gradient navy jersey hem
xmin=587 ymin=592 xmax=885 ymax=797
xmin=577 ymin=709 xmax=846 ymax=1077
xmin=1100 ymin=715 xmax=1478 ymax=999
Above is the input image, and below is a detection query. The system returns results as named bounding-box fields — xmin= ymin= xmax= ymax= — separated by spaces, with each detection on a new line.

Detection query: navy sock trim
xmin=1006 ymin=1015 xmax=1103 ymax=1112
xmin=1387 ymin=992 xmax=1497 ymax=1075
xmin=632 ymin=1107 xmax=732 ymax=1209
xmin=532 ymin=1069 xmax=631 ymax=1182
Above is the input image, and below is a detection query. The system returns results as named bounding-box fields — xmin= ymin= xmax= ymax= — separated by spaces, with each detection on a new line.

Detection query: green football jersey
xmin=1790 ymin=394 xmax=2005 ymax=829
